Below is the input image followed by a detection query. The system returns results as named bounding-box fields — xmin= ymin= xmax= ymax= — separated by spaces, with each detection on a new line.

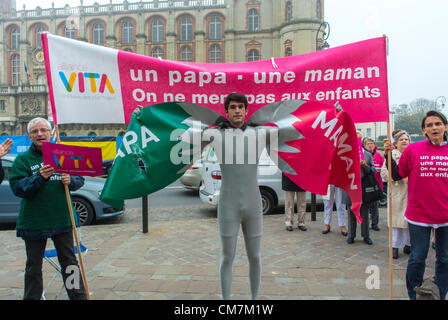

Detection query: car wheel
xmin=72 ymin=196 xmax=95 ymax=226
xmin=260 ymin=189 xmax=275 ymax=215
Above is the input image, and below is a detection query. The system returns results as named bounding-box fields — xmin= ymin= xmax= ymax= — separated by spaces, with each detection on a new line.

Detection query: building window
xmin=247 ymin=49 xmax=260 ymax=62
xmin=37 ymin=74 xmax=46 ymax=84
xmin=180 ymin=17 xmax=193 ymax=41
xmin=65 ymin=25 xmax=75 ymax=39
xmin=248 ymin=9 xmax=259 ymax=32
xmin=367 ymin=128 xmax=372 ymax=138
xmin=286 ymin=1 xmax=292 ymax=22
xmin=11 ymin=54 xmax=20 ymax=86
xmin=152 ymin=19 xmax=164 ymax=43
xmin=93 ymin=23 xmax=104 ymax=45
xmin=317 ymin=0 xmax=322 ymax=19
xmin=35 ymin=26 xmax=46 ymax=47
xmin=87 ymin=131 xmax=97 ymax=136
xmin=152 ymin=47 xmax=164 ymax=59
xmin=180 ymin=45 xmax=193 ymax=62
xmin=285 ymin=47 xmax=292 ymax=56
xmin=209 ymin=15 xmax=222 ymax=40
xmin=122 ymin=21 xmax=134 ymax=44
xmin=11 ymin=28 xmax=20 ymax=50
xmin=0 ymin=101 xmax=5 ymax=113
xmin=209 ymin=44 xmax=222 ymax=63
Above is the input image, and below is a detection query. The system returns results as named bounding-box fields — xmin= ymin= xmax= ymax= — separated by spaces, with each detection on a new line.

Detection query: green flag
xmin=100 ymin=102 xmax=222 ymax=207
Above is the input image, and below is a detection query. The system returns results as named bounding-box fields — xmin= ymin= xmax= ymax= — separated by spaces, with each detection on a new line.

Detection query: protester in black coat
xmin=282 ymin=173 xmax=307 ymax=231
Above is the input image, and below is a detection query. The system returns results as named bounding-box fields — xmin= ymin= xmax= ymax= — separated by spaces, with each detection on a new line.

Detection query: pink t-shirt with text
xmin=399 ymin=140 xmax=448 ymax=224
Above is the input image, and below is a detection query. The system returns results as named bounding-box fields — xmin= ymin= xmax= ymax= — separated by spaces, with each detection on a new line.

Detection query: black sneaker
xmin=363 ymin=237 xmax=373 ymax=245
xmin=347 ymin=237 xmax=354 ymax=244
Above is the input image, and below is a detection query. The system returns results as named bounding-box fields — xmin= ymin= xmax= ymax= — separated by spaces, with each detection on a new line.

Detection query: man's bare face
xmin=226 ymin=101 xmax=247 ymax=128
xmin=29 ymin=122 xmax=51 ymax=150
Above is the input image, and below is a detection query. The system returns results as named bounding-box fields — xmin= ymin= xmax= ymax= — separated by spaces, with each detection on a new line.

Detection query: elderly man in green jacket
xmin=9 ymin=117 xmax=87 ymax=300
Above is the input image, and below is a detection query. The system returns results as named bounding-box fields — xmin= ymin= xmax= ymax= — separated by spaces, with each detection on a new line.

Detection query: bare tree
xmin=392 ymin=98 xmax=443 ymax=136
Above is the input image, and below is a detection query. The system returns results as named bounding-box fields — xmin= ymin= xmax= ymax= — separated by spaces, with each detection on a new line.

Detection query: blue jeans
xmin=406 ymin=224 xmax=448 ymax=300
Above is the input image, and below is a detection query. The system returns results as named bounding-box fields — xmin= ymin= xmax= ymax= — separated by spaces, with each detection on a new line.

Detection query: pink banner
xmin=42 ymin=33 xmax=389 ymax=125
xmin=42 ymin=142 xmax=103 ymax=177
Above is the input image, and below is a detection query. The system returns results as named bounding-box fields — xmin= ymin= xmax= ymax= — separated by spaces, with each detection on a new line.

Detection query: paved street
xmin=0 ymin=203 xmax=436 ymax=301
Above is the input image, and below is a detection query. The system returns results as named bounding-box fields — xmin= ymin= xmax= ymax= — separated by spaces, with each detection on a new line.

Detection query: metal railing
xmin=0 ymin=84 xmax=47 ymax=94
xmin=1 ymin=0 xmax=225 ymax=19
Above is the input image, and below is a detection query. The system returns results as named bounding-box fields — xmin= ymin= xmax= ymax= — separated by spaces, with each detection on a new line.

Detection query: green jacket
xmin=9 ymin=144 xmax=84 ymax=231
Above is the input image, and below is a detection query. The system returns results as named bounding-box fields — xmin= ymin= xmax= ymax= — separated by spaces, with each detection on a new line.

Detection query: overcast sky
xmin=17 ymin=0 xmax=448 ymax=110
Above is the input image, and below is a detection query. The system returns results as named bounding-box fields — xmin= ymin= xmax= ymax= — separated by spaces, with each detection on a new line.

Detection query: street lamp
xmin=435 ymin=96 xmax=446 ymax=109
xmin=316 ymin=21 xmax=330 ymax=51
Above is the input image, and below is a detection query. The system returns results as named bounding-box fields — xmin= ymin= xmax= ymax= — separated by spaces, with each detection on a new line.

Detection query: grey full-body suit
xmin=209 ymin=124 xmax=267 ymax=300
xmin=203 ymin=100 xmax=304 ymax=300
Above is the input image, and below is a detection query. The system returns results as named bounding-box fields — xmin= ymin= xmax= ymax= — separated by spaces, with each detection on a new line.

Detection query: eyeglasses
xmin=30 ymin=128 xmax=51 ymax=134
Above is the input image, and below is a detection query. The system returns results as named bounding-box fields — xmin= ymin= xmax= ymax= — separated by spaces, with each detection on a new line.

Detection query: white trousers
xmin=392 ymin=227 xmax=411 ymax=248
xmin=284 ymin=191 xmax=306 ymax=227
xmin=323 ymin=185 xmax=346 ymax=227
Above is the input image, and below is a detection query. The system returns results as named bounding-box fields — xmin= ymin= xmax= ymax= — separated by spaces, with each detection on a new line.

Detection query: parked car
xmin=179 ymin=145 xmax=211 ymax=191
xmin=199 ymin=147 xmax=323 ymax=215
xmin=0 ymin=155 xmax=124 ymax=226
xmin=102 ymin=158 xmax=115 ymax=176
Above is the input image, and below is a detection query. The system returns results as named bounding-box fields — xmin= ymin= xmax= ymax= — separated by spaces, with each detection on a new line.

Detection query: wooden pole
xmin=382 ymin=34 xmax=393 ymax=300
xmin=386 ymin=123 xmax=393 ymax=300
xmin=55 ymin=125 xmax=91 ymax=300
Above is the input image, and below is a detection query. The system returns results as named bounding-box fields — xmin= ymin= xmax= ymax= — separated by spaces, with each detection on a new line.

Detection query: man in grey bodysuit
xmin=208 ymin=92 xmax=267 ymax=300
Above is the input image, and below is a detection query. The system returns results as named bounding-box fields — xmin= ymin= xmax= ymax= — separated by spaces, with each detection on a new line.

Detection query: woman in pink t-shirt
xmin=384 ymin=110 xmax=448 ymax=300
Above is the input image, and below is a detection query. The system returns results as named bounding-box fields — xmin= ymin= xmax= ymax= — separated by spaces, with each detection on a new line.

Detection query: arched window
xmin=209 ymin=44 xmax=222 ymax=63
xmin=247 ymin=49 xmax=260 ymax=62
xmin=286 ymin=1 xmax=293 ymax=22
xmin=248 ymin=9 xmax=259 ymax=32
xmin=65 ymin=25 xmax=75 ymax=39
xmin=152 ymin=19 xmax=164 ymax=43
xmin=209 ymin=15 xmax=222 ymax=40
xmin=180 ymin=45 xmax=193 ymax=62
xmin=285 ymin=47 xmax=292 ymax=56
xmin=122 ymin=21 xmax=134 ymax=44
xmin=93 ymin=23 xmax=104 ymax=45
xmin=87 ymin=131 xmax=97 ymax=137
xmin=35 ymin=25 xmax=46 ymax=47
xmin=11 ymin=54 xmax=20 ymax=86
xmin=152 ymin=47 xmax=164 ymax=59
xmin=180 ymin=17 xmax=193 ymax=41
xmin=11 ymin=28 xmax=20 ymax=50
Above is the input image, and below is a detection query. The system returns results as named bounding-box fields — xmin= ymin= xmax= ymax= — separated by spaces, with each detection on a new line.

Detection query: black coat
xmin=282 ymin=173 xmax=305 ymax=192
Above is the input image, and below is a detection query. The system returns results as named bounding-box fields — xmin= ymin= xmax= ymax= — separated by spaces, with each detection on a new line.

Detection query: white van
xmin=199 ymin=147 xmax=323 ymax=215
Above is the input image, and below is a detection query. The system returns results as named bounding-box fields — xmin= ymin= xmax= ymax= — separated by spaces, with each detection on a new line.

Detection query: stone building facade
xmin=0 ymin=0 xmax=326 ymax=136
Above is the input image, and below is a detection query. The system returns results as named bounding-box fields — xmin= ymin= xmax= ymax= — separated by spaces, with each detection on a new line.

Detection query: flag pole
xmin=387 ymin=123 xmax=394 ymax=300
xmin=383 ymin=34 xmax=393 ymax=300
xmin=55 ymin=125 xmax=91 ymax=300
